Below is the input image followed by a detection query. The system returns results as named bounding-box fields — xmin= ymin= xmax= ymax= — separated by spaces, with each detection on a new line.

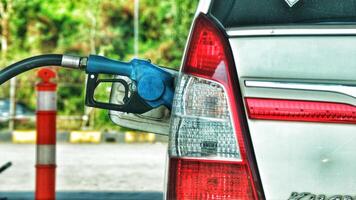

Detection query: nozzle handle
xmin=85 ymin=73 xmax=153 ymax=114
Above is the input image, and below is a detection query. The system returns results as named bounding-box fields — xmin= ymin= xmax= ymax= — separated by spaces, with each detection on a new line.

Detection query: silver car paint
xmin=229 ymin=36 xmax=356 ymax=199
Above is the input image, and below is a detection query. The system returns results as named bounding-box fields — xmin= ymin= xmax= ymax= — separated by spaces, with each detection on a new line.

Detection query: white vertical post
xmin=9 ymin=76 xmax=16 ymax=131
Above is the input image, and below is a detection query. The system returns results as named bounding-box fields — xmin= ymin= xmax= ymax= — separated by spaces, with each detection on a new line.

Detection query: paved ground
xmin=0 ymin=143 xmax=167 ymax=199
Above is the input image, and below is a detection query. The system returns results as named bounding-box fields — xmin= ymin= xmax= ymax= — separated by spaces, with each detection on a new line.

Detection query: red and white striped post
xmin=35 ymin=68 xmax=57 ymax=200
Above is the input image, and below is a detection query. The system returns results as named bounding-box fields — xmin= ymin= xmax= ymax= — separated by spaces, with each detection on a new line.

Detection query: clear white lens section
xmin=169 ymin=75 xmax=241 ymax=160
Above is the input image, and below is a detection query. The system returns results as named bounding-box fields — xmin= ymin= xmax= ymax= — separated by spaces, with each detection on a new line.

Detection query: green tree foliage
xmin=0 ymin=0 xmax=198 ymax=128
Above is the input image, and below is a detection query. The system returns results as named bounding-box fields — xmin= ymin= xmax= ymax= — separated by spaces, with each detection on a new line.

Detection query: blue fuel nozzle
xmin=84 ymin=55 xmax=175 ymax=114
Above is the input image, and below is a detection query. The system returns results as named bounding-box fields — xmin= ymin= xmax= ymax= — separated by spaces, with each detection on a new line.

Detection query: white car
xmin=112 ymin=0 xmax=356 ymax=199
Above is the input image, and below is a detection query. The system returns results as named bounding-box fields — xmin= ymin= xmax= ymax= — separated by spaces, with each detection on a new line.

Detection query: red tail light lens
xmin=167 ymin=14 xmax=260 ymax=199
xmin=246 ymin=98 xmax=356 ymax=124
xmin=168 ymin=158 xmax=254 ymax=200
xmin=184 ymin=15 xmax=228 ymax=82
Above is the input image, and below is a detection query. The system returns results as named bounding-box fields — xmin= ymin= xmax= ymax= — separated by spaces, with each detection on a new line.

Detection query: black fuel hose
xmin=0 ymin=162 xmax=12 ymax=174
xmin=0 ymin=54 xmax=86 ymax=85
xmin=0 ymin=54 xmax=62 ymax=85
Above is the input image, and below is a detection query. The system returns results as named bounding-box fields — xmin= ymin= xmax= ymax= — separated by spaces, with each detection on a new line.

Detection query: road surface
xmin=0 ymin=143 xmax=167 ymax=199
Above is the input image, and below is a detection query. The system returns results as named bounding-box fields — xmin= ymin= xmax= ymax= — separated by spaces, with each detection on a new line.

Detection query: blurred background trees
xmin=0 ymin=0 xmax=198 ymax=130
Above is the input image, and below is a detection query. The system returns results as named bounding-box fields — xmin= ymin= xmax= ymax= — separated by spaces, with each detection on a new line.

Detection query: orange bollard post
xmin=35 ymin=68 xmax=57 ymax=200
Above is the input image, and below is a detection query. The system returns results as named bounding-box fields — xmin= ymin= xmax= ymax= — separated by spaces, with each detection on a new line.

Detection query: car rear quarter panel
xmin=229 ymin=36 xmax=356 ymax=199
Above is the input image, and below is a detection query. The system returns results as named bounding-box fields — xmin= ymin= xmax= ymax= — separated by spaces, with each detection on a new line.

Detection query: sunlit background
xmin=0 ymin=0 xmax=198 ymax=199
xmin=0 ymin=0 xmax=197 ymax=130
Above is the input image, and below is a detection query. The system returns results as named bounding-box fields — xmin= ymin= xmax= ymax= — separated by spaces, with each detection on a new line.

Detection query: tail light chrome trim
xmin=227 ymin=25 xmax=356 ymax=37
xmin=245 ymin=80 xmax=356 ymax=99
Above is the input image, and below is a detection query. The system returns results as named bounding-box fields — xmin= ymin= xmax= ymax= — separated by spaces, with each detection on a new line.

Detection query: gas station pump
xmin=0 ymin=54 xmax=175 ymax=113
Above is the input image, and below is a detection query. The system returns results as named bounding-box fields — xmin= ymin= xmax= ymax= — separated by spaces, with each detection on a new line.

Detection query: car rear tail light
xmin=167 ymin=14 xmax=261 ymax=199
xmin=246 ymin=97 xmax=356 ymax=123
xmin=168 ymin=158 xmax=254 ymax=199
xmin=170 ymin=75 xmax=240 ymax=159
